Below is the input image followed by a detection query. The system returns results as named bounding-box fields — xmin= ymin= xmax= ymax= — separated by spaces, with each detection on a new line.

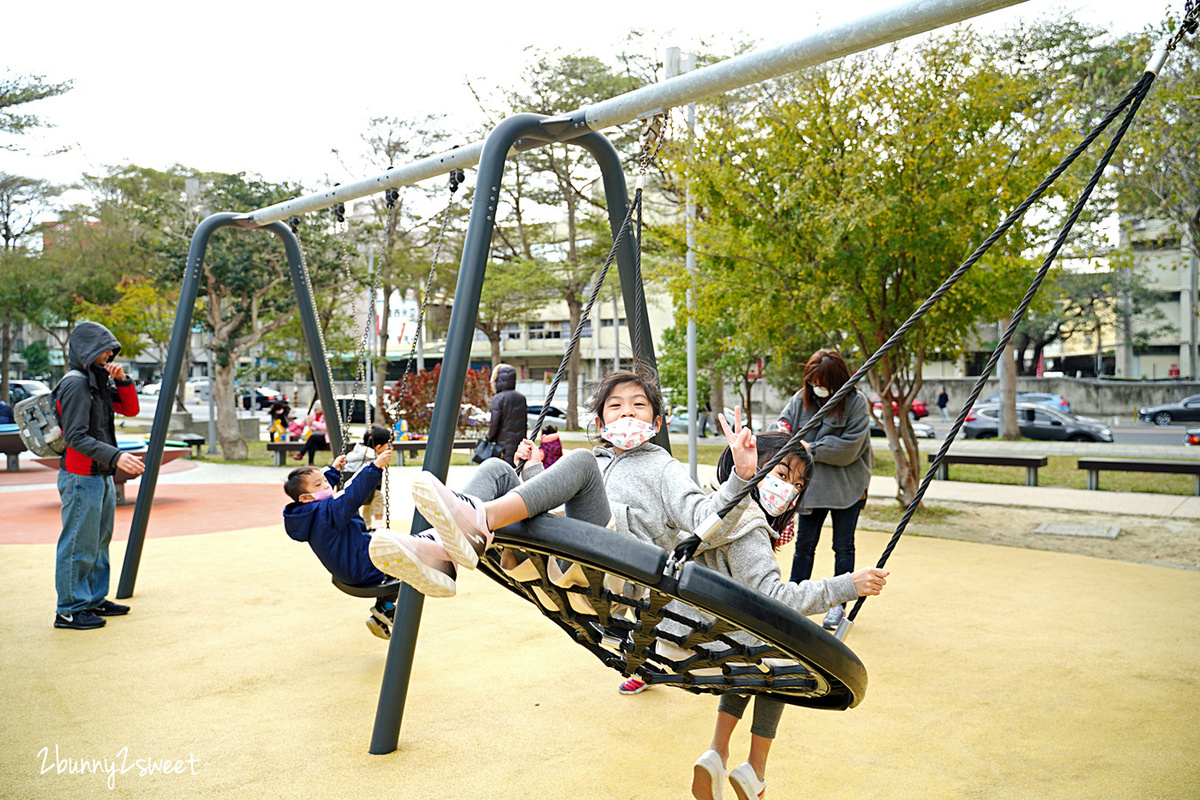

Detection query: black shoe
xmin=90 ymin=599 xmax=130 ymax=617
xmin=54 ymin=610 xmax=106 ymax=630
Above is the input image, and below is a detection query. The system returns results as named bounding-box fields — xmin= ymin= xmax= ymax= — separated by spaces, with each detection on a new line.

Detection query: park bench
xmin=174 ymin=433 xmax=206 ymax=458
xmin=0 ymin=430 xmax=26 ymax=471
xmin=393 ymin=439 xmax=478 ymax=466
xmin=266 ymin=440 xmax=325 ymax=466
xmin=1076 ymin=457 xmax=1200 ymax=495
xmin=928 ymin=453 xmax=1049 ymax=487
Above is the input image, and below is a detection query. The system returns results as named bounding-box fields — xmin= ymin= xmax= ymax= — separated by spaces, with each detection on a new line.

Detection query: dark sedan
xmin=1137 ymin=394 xmax=1200 ymax=427
xmin=981 ymin=392 xmax=1072 ymax=414
xmin=963 ymin=403 xmax=1113 ymax=442
xmin=241 ymin=387 xmax=286 ymax=410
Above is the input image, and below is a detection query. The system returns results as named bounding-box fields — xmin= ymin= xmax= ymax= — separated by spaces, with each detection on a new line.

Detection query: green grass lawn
xmin=871 ymin=449 xmax=1197 ymax=496
xmin=175 ymin=434 xmax=1196 ymax=496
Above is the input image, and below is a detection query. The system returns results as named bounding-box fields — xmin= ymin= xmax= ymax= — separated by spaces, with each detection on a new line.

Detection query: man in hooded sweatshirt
xmin=54 ymin=321 xmax=144 ymax=630
xmin=486 ymin=364 xmax=527 ymax=466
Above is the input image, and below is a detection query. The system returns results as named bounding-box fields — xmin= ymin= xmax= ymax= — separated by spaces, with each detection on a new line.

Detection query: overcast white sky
xmin=1 ymin=0 xmax=1175 ymax=212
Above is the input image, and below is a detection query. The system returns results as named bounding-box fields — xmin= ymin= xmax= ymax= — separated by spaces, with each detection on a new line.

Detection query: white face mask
xmin=811 ymin=385 xmax=830 ymax=398
xmin=758 ymin=474 xmax=799 ymax=516
xmin=600 ymin=417 xmax=657 ymax=450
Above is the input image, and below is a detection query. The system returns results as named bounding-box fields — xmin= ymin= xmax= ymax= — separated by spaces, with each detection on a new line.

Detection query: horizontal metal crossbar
xmin=240 ymin=0 xmax=1029 ymax=228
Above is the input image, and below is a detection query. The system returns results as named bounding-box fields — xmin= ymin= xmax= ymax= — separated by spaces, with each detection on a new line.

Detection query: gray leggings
xmin=464 ymin=448 xmax=611 ymax=527
xmin=717 ymin=694 xmax=784 ymax=739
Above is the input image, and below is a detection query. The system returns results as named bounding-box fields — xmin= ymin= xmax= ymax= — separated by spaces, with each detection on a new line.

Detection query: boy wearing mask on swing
xmin=283 ymin=443 xmax=396 ymax=638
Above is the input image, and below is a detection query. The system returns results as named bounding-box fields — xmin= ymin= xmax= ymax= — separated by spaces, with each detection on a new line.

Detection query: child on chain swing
xmin=283 ymin=442 xmax=397 ymax=639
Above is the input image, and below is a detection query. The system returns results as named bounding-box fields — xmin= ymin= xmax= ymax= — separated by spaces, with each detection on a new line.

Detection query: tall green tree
xmin=1115 ymin=32 xmax=1199 ymax=376
xmin=0 ymin=172 xmax=61 ymax=398
xmin=476 ymin=258 xmax=557 ymax=367
xmin=193 ymin=173 xmax=344 ymax=459
xmin=0 ymin=71 xmax=72 ymax=145
xmin=344 ymin=114 xmax=466 ymax=419
xmin=0 ymin=249 xmax=49 ymax=398
xmin=477 ymin=50 xmax=647 ymax=428
xmin=662 ymin=28 xmax=1090 ymax=506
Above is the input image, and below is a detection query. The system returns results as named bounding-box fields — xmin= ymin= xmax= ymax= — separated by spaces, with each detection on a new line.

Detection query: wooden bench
xmin=394 ymin=439 xmax=478 ymax=466
xmin=32 ymin=447 xmax=189 ymax=504
xmin=1077 ymin=457 xmax=1200 ymax=495
xmin=268 ymin=438 xmax=477 ymax=467
xmin=173 ymin=433 xmax=206 ymax=458
xmin=0 ymin=430 xmax=26 ymax=471
xmin=266 ymin=440 xmax=326 ymax=466
xmin=929 ymin=453 xmax=1049 ymax=487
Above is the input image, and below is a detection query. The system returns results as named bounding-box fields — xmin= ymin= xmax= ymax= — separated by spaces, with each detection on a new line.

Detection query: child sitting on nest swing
xmin=369 ymin=363 xmax=887 ymax=800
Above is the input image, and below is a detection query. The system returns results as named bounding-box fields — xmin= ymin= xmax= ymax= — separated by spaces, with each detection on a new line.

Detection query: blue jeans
xmin=56 ymin=472 xmax=116 ymax=614
xmin=789 ymin=500 xmax=863 ymax=585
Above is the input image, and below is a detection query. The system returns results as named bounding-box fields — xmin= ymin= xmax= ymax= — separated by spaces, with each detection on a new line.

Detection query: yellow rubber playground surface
xmin=2 ymin=475 xmax=1198 ymax=799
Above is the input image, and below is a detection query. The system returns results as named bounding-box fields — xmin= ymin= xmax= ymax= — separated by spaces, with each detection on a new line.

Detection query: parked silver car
xmin=870 ymin=416 xmax=936 ymax=439
xmin=964 ymin=402 xmax=1112 ymax=442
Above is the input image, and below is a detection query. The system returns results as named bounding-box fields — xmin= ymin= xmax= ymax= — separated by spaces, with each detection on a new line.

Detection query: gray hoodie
xmin=657 ymin=496 xmax=858 ymax=648
xmin=691 ymin=497 xmax=857 ymax=615
xmin=592 ymin=442 xmax=749 ymax=547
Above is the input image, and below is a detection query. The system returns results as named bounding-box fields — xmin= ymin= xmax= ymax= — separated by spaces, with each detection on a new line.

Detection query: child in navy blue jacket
xmin=283 ymin=445 xmax=395 ymax=638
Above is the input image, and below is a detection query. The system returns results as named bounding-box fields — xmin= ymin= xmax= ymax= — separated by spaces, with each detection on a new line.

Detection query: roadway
xmin=921 ymin=419 xmax=1193 ymax=447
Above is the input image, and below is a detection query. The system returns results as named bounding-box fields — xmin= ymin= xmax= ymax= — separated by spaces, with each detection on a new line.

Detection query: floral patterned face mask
xmin=757 ymin=474 xmax=799 ymax=517
xmin=600 ymin=417 xmax=657 ymax=450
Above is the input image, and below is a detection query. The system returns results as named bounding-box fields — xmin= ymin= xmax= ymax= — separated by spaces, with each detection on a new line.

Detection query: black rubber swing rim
xmin=478 ymin=513 xmax=867 ymax=710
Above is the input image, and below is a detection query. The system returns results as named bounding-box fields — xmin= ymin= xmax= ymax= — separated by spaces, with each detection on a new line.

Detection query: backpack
xmin=13 ymin=369 xmax=86 ymax=457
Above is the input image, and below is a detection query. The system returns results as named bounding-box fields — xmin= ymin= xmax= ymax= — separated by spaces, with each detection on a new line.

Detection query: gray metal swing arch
xmin=111 ymin=0 xmax=1044 ymax=756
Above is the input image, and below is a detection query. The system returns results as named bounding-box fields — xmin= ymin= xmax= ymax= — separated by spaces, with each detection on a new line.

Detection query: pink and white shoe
xmin=368 ymin=530 xmax=457 ymax=598
xmin=411 ymin=472 xmax=492 ymax=569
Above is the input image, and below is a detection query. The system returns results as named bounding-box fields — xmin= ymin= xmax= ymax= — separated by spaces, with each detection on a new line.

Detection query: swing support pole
xmin=117 ymin=220 xmax=344 ymax=598
xmin=370 ymin=114 xmax=660 ymax=755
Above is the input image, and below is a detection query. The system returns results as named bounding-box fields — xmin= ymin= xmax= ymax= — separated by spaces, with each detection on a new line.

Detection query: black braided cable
xmin=515 ymin=191 xmax=641 ymax=476
xmin=688 ymin=70 xmax=1157 ymax=544
xmin=841 ymin=70 xmax=1158 ymax=623
xmin=631 ymin=188 xmax=649 ymax=360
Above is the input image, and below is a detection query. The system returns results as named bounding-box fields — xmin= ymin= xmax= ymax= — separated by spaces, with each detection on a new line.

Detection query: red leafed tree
xmin=386 ymin=365 xmax=493 ymax=436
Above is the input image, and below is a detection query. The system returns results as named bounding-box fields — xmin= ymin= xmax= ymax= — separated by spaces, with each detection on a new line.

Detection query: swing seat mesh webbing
xmin=479 ymin=514 xmax=867 ymax=709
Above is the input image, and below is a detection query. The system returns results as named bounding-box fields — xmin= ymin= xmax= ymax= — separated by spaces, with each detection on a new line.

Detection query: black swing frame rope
xmin=516 ymin=189 xmax=642 ymax=475
xmin=675 ymin=30 xmax=1194 ymax=623
xmin=515 ymin=118 xmax=664 ymax=475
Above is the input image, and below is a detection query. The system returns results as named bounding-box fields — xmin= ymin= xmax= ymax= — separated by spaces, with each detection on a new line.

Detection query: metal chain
xmin=1167 ymin=0 xmax=1198 ymax=50
xmin=629 ymin=114 xmax=665 ymax=362
xmin=336 ymin=211 xmax=372 ymax=459
xmin=383 ymin=172 xmax=462 ymax=527
xmin=291 ymin=215 xmax=341 ymax=451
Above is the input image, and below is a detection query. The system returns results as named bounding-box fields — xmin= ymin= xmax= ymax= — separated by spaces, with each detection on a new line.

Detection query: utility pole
xmin=667 ymin=47 xmax=701 ymax=482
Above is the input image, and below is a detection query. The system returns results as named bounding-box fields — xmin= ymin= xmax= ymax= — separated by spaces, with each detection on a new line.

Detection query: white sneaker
xmin=411 ymin=472 xmax=490 ymax=569
xmin=728 ymin=762 xmax=766 ymax=800
xmin=368 ymin=530 xmax=457 ymax=598
xmin=692 ymin=749 xmax=727 ymax=800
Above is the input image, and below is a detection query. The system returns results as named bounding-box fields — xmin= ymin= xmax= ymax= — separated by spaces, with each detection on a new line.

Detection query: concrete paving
xmin=3 ymin=445 xmax=1198 ymax=798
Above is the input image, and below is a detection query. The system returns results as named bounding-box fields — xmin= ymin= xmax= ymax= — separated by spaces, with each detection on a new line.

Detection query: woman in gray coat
xmin=775 ymin=349 xmax=872 ymax=631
